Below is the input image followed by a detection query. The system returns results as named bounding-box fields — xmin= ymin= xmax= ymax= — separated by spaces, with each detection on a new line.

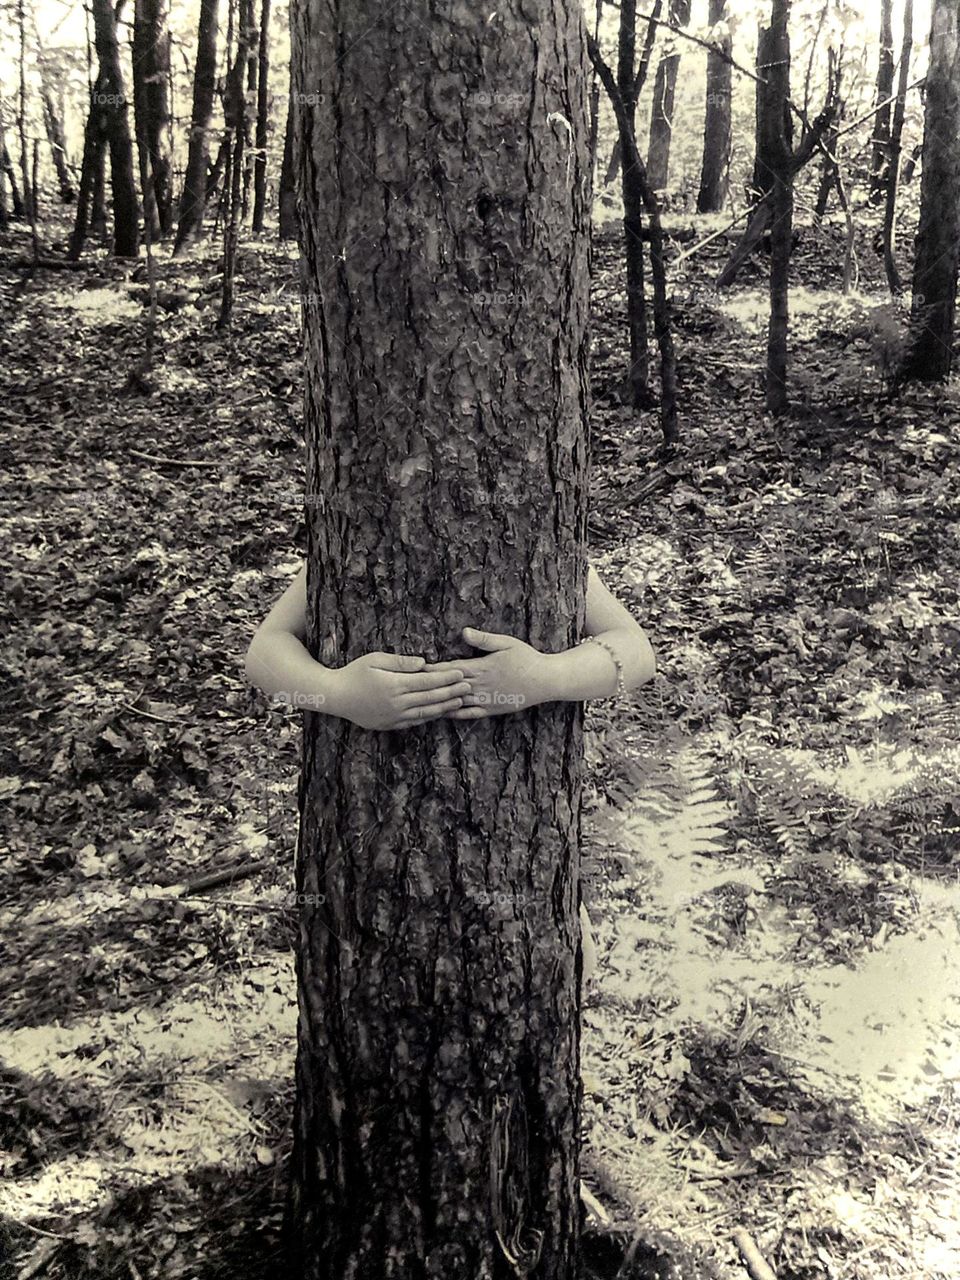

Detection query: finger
xmin=396 ymin=682 xmax=471 ymax=710
xmin=372 ymin=653 xmax=427 ymax=672
xmin=423 ymin=658 xmax=485 ymax=676
xmin=462 ymin=626 xmax=517 ymax=651
xmin=447 ymin=706 xmax=489 ymax=720
xmin=394 ymin=697 xmax=464 ymax=724
xmin=397 ymin=669 xmax=466 ymax=692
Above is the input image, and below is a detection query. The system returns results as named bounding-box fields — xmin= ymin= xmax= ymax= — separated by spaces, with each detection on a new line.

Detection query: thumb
xmin=374 ymin=653 xmax=426 ymax=672
xmin=463 ymin=626 xmax=515 ymax=651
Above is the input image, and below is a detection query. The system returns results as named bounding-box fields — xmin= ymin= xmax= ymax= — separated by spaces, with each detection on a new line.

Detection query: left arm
xmin=543 ymin=564 xmax=656 ymax=700
xmin=443 ymin=563 xmax=656 ymax=719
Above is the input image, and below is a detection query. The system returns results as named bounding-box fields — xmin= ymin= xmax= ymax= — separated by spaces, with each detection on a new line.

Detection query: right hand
xmin=330 ymin=651 xmax=472 ymax=731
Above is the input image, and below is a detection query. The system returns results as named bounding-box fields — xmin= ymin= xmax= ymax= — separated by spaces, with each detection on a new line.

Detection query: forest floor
xmin=1 ymin=206 xmax=959 ymax=1280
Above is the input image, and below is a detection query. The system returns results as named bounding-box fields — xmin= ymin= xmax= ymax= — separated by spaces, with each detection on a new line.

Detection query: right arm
xmin=243 ymin=562 xmax=473 ymax=729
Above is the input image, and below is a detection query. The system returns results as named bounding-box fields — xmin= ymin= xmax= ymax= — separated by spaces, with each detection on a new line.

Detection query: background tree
xmin=278 ymin=98 xmax=296 ymax=238
xmin=90 ymin=0 xmax=140 ymax=257
xmin=132 ymin=0 xmax=174 ymax=237
xmin=251 ymin=0 xmax=271 ymax=232
xmin=647 ymin=0 xmax=692 ymax=190
xmin=218 ymin=0 xmax=257 ymax=327
xmin=881 ymin=0 xmax=914 ymax=294
xmin=696 ymin=0 xmax=732 ymax=213
xmin=175 ymin=0 xmax=220 ymax=253
xmin=286 ymin=0 xmax=592 ymax=1273
xmin=0 ymin=100 xmax=26 ymax=220
xmin=869 ymin=0 xmax=895 ymax=201
xmin=898 ymin=0 xmax=960 ymax=381
xmin=37 ymin=47 xmax=75 ymax=204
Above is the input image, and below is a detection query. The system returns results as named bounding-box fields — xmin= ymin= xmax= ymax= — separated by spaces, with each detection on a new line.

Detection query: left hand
xmin=429 ymin=627 xmax=551 ymax=719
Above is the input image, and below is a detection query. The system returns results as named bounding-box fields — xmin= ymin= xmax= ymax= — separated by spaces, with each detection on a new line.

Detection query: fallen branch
xmin=128 ymin=449 xmax=224 ymax=469
xmin=732 ymin=1228 xmax=778 ymax=1280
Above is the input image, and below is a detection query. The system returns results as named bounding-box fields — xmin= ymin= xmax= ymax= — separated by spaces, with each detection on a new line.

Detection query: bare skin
xmin=243 ymin=558 xmax=657 ymax=985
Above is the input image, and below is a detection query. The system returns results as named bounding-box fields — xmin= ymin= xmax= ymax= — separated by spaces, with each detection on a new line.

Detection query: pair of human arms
xmin=243 ymin=559 xmax=656 ymax=731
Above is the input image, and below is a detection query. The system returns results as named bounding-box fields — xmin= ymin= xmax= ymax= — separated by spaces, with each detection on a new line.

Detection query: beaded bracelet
xmin=579 ymin=635 xmax=626 ymax=699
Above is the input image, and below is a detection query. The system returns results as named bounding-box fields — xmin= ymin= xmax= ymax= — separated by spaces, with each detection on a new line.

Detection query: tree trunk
xmin=174 ymin=0 xmax=220 ymax=253
xmin=91 ymin=135 xmax=108 ymax=238
xmin=287 ymin=0 xmax=591 ymax=1275
xmin=882 ymin=0 xmax=914 ymax=294
xmin=762 ymin=0 xmax=793 ymax=416
xmin=90 ymin=0 xmax=140 ymax=257
xmin=869 ymin=0 xmax=895 ymax=202
xmin=70 ymin=73 xmax=109 ymax=259
xmin=646 ymin=0 xmax=691 ymax=190
xmin=752 ymin=15 xmax=792 ymax=204
xmin=239 ymin=0 xmax=259 ymax=222
xmin=278 ymin=98 xmax=297 ymax=238
xmin=814 ymin=51 xmax=841 ymax=218
xmin=617 ymin=0 xmax=650 ymax=406
xmin=898 ymin=0 xmax=960 ymax=381
xmin=218 ymin=0 xmax=256 ymax=327
xmin=40 ymin=79 xmax=75 ymax=203
xmin=133 ymin=0 xmax=173 ymax=236
xmin=696 ymin=0 xmax=731 ymax=213
xmin=251 ymin=0 xmax=271 ymax=232
xmin=18 ymin=0 xmax=33 ymax=223
xmin=0 ymin=116 xmax=25 ymax=219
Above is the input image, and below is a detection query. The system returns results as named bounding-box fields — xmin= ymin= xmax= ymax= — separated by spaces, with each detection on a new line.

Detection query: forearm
xmin=539 ymin=626 xmax=656 ymax=702
xmin=244 ymin=629 xmax=342 ymax=714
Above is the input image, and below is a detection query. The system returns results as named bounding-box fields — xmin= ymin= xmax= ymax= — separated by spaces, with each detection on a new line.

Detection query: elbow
xmin=243 ymin=634 xmax=262 ymax=689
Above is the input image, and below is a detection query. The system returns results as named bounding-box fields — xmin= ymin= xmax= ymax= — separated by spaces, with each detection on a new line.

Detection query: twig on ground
xmin=732 ymin=1226 xmax=778 ymax=1280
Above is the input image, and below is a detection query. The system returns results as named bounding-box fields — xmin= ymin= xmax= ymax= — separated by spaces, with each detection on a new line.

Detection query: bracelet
xmin=579 ymin=636 xmax=625 ymax=699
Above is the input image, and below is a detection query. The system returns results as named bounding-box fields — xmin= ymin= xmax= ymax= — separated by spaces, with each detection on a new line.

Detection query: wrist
xmin=535 ymin=651 xmax=573 ymax=703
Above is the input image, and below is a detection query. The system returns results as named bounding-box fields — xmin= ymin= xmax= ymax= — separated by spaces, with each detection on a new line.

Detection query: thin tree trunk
xmin=218 ymin=0 xmax=255 ymax=327
xmin=18 ymin=0 xmax=33 ymax=223
xmin=90 ymin=0 xmax=140 ymax=257
xmin=239 ymin=0 xmax=258 ymax=222
xmin=174 ymin=0 xmax=220 ymax=253
xmin=40 ymin=81 xmax=75 ymax=203
xmin=251 ymin=0 xmax=271 ymax=232
xmin=70 ymin=73 xmax=107 ymax=259
xmin=898 ymin=0 xmax=960 ymax=381
xmin=133 ymin=0 xmax=173 ymax=236
xmin=762 ymin=0 xmax=794 ymax=416
xmin=287 ymin=1 xmax=591 ymax=1274
xmin=882 ymin=0 xmax=914 ymax=294
xmin=696 ymin=0 xmax=731 ymax=213
xmin=815 ymin=52 xmax=841 ymax=218
xmin=0 ymin=113 xmax=25 ymax=219
xmin=647 ymin=0 xmax=691 ymax=190
xmin=869 ymin=0 xmax=895 ymax=202
xmin=91 ymin=134 xmax=107 ymax=238
xmin=278 ymin=97 xmax=297 ymax=238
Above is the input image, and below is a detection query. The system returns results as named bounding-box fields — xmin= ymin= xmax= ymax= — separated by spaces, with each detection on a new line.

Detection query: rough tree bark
xmin=696 ymin=0 xmax=732 ymax=213
xmin=278 ymin=98 xmax=297 ymax=238
xmin=89 ymin=0 xmax=139 ymax=257
xmin=898 ymin=0 xmax=960 ymax=382
xmin=251 ymin=0 xmax=271 ymax=232
xmin=174 ymin=0 xmax=220 ymax=253
xmin=882 ymin=0 xmax=914 ymax=294
xmin=647 ymin=0 xmax=692 ymax=190
xmin=132 ymin=0 xmax=173 ymax=236
xmin=287 ymin=1 xmax=592 ymax=1276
